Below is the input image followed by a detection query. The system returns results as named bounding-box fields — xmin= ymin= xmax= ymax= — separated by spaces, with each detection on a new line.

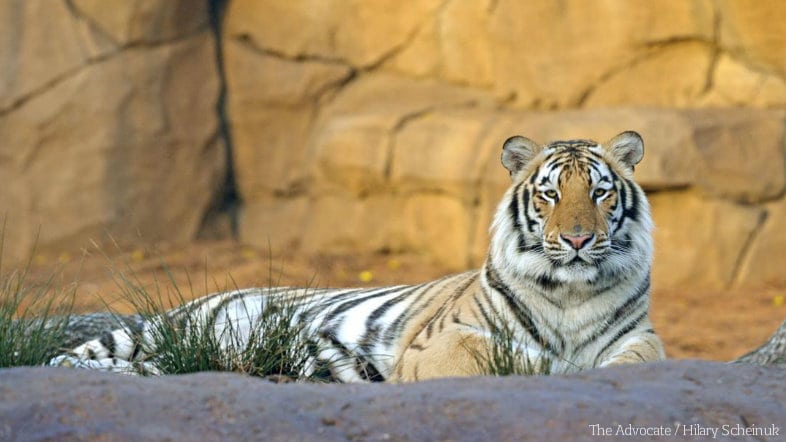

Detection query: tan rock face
xmin=717 ymin=0 xmax=786 ymax=76
xmin=735 ymin=197 xmax=786 ymax=289
xmin=224 ymin=39 xmax=352 ymax=200
xmin=2 ymin=2 xmax=785 ymax=292
xmin=690 ymin=109 xmax=786 ymax=204
xmin=70 ymin=0 xmax=208 ymax=44
xmin=224 ymin=0 xmax=442 ymax=67
xmin=0 ymin=2 xmax=222 ymax=260
xmin=389 ymin=110 xmax=496 ymax=199
xmin=1 ymin=1 xmax=105 ymax=111
xmin=387 ymin=0 xmax=716 ymax=107
xmin=650 ymin=191 xmax=765 ymax=290
xmin=700 ymin=54 xmax=786 ymax=107
xmin=236 ymin=105 xmax=785 ymax=288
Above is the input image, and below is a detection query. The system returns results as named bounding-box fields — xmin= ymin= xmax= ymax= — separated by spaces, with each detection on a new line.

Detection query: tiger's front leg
xmin=597 ymin=329 xmax=665 ymax=367
xmin=391 ymin=326 xmax=486 ymax=382
xmin=390 ymin=325 xmax=548 ymax=382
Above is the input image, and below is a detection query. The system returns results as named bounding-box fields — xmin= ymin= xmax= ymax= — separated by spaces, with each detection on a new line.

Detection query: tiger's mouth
xmin=545 ymin=245 xmax=608 ymax=267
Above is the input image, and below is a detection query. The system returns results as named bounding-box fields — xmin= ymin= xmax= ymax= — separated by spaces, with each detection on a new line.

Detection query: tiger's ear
xmin=605 ymin=131 xmax=644 ymax=171
xmin=502 ymin=136 xmax=541 ymax=176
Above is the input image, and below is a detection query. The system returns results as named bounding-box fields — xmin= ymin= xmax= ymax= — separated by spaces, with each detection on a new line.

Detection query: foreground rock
xmin=1 ymin=361 xmax=784 ymax=441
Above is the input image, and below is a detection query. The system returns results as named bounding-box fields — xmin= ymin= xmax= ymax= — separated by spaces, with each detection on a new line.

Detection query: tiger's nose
xmin=561 ymin=233 xmax=593 ymax=250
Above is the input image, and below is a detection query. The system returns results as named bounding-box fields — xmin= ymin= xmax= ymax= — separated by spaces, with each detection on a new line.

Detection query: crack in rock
xmin=383 ymin=108 xmax=435 ymax=180
xmin=728 ymin=208 xmax=769 ymax=288
xmin=0 ymin=26 xmax=211 ymax=118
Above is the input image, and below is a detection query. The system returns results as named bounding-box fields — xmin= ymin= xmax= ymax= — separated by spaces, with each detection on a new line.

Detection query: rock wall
xmin=1 ymin=1 xmax=784 ymax=290
xmin=0 ymin=1 xmax=224 ymax=260
xmin=224 ymin=1 xmax=786 ymax=289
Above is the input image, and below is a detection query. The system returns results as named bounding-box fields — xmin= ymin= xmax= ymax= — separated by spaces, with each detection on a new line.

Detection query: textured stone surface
xmin=581 ymin=43 xmax=714 ymax=107
xmin=735 ymin=197 xmax=786 ymax=288
xmin=224 ymin=0 xmax=441 ymax=67
xmin=690 ymin=109 xmax=786 ymax=203
xmin=2 ymin=2 xmax=785 ymax=292
xmin=236 ymin=103 xmax=786 ymax=288
xmin=389 ymin=109 xmax=496 ymax=198
xmin=70 ymin=0 xmax=208 ymax=45
xmin=717 ymin=0 xmax=786 ymax=76
xmin=1 ymin=361 xmax=784 ymax=441
xmin=0 ymin=1 xmax=222 ymax=261
xmin=650 ymin=191 xmax=765 ymax=290
xmin=700 ymin=54 xmax=786 ymax=107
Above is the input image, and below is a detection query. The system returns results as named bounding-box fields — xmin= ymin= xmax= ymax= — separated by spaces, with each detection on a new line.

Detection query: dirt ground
xmin=20 ymin=239 xmax=786 ymax=362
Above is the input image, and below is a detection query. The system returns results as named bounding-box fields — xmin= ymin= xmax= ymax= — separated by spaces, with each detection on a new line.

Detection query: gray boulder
xmin=0 ymin=361 xmax=783 ymax=441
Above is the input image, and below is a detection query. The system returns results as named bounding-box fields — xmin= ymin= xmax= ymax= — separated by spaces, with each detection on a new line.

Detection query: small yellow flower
xmin=241 ymin=247 xmax=259 ymax=260
xmin=387 ymin=259 xmax=401 ymax=270
xmin=358 ymin=270 xmax=374 ymax=283
xmin=58 ymin=252 xmax=71 ymax=264
xmin=773 ymin=294 xmax=785 ymax=307
xmin=130 ymin=249 xmax=146 ymax=263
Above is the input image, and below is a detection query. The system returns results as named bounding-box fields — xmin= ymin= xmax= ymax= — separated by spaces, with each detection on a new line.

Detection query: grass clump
xmin=469 ymin=318 xmax=551 ymax=377
xmin=108 ymin=258 xmax=328 ymax=381
xmin=0 ymin=234 xmax=75 ymax=368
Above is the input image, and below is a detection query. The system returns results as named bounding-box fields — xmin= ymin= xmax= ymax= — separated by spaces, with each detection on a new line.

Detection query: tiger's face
xmin=496 ymin=131 xmax=650 ymax=283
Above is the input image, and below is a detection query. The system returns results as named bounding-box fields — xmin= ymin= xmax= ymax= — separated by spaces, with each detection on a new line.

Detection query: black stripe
xmin=611 ymin=276 xmax=650 ymax=324
xmin=613 ymin=174 xmax=628 ymax=230
xmin=359 ymin=285 xmax=420 ymax=351
xmin=623 ymin=179 xmax=640 ymax=222
xmin=509 ymin=182 xmax=524 ymax=231
xmin=300 ymin=288 xmax=367 ymax=321
xmin=521 ymin=188 xmax=538 ymax=233
xmin=595 ymin=311 xmax=648 ymax=365
xmin=535 ymin=274 xmax=562 ymax=292
xmin=358 ymin=324 xmax=382 ymax=353
xmin=319 ymin=330 xmax=385 ymax=382
xmin=484 ymin=265 xmax=552 ymax=352
xmin=323 ymin=287 xmax=406 ymax=324
xmin=99 ymin=331 xmax=116 ymax=358
xmin=479 ymin=280 xmax=504 ymax=321
xmin=575 ymin=277 xmax=650 ymax=353
xmin=205 ymin=290 xmax=259 ymax=330
xmin=473 ymin=295 xmax=499 ymax=333
xmin=528 ymin=170 xmax=539 ymax=184
xmin=424 ymin=274 xmax=477 ymax=339
xmin=509 ymin=183 xmax=529 ymax=252
xmin=382 ymin=279 xmax=444 ymax=344
xmin=629 ymin=349 xmax=646 ymax=362
xmin=365 ymin=286 xmax=419 ymax=324
xmin=616 ymin=233 xmax=633 ymax=251
xmin=359 ymin=361 xmax=385 ymax=382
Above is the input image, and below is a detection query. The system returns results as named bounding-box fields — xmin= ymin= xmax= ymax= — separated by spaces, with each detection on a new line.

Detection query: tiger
xmin=49 ymin=130 xmax=665 ymax=382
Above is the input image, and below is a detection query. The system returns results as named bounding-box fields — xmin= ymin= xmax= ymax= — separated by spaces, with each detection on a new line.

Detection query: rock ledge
xmin=1 ymin=360 xmax=784 ymax=441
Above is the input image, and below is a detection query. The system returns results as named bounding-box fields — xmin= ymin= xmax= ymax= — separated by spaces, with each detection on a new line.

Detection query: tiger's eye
xmin=593 ymin=188 xmax=607 ymax=198
xmin=544 ymin=189 xmax=558 ymax=199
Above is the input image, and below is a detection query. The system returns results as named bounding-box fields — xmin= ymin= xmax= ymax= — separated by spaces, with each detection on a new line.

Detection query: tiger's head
xmin=491 ymin=131 xmax=652 ymax=285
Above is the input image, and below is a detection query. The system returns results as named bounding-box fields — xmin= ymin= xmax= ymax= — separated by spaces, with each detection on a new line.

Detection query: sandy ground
xmin=19 ymin=239 xmax=786 ymax=362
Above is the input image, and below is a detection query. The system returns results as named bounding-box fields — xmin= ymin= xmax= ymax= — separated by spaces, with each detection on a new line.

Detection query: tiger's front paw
xmin=49 ymin=354 xmax=80 ymax=368
xmin=598 ymin=352 xmax=651 ymax=367
xmin=48 ymin=354 xmax=157 ymax=375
